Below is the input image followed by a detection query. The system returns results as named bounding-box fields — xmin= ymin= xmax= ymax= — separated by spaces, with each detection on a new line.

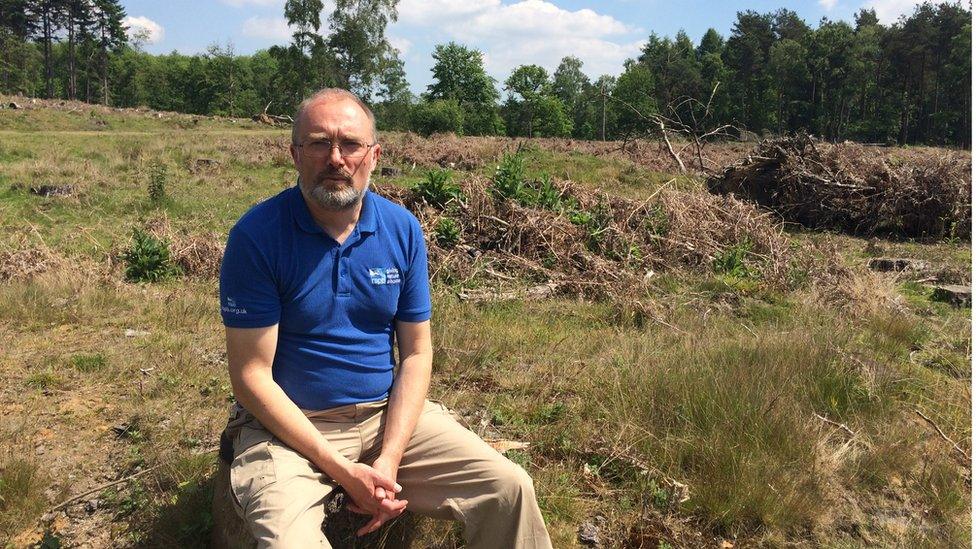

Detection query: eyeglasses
xmin=294 ymin=138 xmax=375 ymax=159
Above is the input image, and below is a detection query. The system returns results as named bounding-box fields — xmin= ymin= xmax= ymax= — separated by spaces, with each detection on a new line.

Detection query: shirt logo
xmin=221 ymin=296 xmax=248 ymax=315
xmin=369 ymin=267 xmax=401 ymax=285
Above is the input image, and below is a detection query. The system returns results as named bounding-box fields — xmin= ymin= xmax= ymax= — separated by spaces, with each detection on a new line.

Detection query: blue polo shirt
xmin=219 ymin=185 xmax=432 ymax=410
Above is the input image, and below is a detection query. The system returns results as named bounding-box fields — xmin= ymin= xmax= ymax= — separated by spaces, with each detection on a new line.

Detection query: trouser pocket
xmin=229 ymin=434 xmax=276 ymax=517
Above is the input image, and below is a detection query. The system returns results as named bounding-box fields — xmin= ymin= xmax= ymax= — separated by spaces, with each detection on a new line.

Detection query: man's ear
xmin=289 ymin=143 xmax=300 ymax=168
xmin=371 ymin=144 xmax=382 ymax=170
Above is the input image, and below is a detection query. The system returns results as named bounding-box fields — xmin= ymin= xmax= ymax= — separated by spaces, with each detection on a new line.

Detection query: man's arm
xmin=377 ymin=319 xmax=433 ymax=465
xmin=362 ymin=319 xmax=432 ymax=531
xmin=226 ymin=325 xmax=406 ymax=516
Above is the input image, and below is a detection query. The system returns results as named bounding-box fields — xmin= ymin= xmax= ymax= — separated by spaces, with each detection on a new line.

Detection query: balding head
xmin=292 ymin=88 xmax=377 ymax=145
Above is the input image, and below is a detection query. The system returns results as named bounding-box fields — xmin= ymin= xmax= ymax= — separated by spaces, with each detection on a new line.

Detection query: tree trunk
xmin=101 ymin=45 xmax=109 ymax=105
xmin=600 ymin=83 xmax=606 ymax=141
xmin=916 ymin=52 xmax=927 ymax=143
xmin=68 ymin=22 xmax=76 ymax=100
xmin=898 ymin=75 xmax=909 ymax=146
xmin=43 ymin=8 xmax=53 ymax=98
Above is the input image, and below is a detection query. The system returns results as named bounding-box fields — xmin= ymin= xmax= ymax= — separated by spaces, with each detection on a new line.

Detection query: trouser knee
xmin=493 ymin=461 xmax=536 ymax=509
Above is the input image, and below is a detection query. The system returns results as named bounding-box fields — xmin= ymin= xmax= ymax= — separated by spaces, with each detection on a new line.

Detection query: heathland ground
xmin=0 ymin=98 xmax=970 ymax=548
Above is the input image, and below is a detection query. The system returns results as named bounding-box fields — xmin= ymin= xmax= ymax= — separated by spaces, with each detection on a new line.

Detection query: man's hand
xmin=368 ymin=453 xmax=400 ymax=501
xmin=333 ymin=458 xmax=407 ymax=536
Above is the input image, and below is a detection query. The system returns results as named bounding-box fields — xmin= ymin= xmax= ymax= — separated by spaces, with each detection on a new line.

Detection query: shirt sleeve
xmin=219 ymin=225 xmax=281 ymax=328
xmin=395 ymin=217 xmax=432 ymax=322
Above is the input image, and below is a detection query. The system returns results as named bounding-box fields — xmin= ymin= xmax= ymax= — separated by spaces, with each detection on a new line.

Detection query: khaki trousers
xmin=225 ymin=400 xmax=553 ymax=549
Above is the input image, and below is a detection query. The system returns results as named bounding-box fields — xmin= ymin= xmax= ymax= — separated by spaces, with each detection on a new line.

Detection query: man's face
xmin=290 ymin=98 xmax=380 ymax=211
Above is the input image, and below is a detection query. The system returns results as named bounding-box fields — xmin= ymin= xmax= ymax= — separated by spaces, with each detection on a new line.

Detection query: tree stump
xmin=929 ymin=284 xmax=972 ymax=308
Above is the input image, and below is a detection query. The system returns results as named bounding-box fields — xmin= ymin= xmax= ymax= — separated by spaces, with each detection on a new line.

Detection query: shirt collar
xmin=289 ymin=183 xmax=378 ymax=236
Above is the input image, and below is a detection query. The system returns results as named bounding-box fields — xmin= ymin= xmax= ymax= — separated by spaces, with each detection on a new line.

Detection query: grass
xmin=0 ymin=459 xmax=50 ymax=541
xmin=0 ymin=110 xmax=970 ymax=547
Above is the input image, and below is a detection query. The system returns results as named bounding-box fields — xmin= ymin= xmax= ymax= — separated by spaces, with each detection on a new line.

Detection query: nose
xmin=326 ymin=144 xmax=345 ymax=167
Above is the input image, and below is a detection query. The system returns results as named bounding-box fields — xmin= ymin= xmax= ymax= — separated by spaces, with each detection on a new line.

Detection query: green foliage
xmin=148 ymin=162 xmax=167 ymax=204
xmin=644 ymin=204 xmax=670 ymax=236
xmin=0 ymin=27 xmax=42 ymax=96
xmin=576 ymin=198 xmax=613 ymax=254
xmin=530 ymin=174 xmax=562 ymax=211
xmin=425 ymin=42 xmax=501 ymax=136
xmin=503 ymin=65 xmax=573 ymax=137
xmin=426 ymin=42 xmax=498 ymax=106
xmin=610 ymin=64 xmax=656 ymax=137
xmin=713 ymin=240 xmax=754 ymax=278
xmin=490 ymin=152 xmax=527 ymax=201
xmin=409 ymin=99 xmax=463 ymax=136
xmin=327 ymin=0 xmax=400 ymax=97
xmin=122 ymin=228 xmax=181 ymax=283
xmin=26 ymin=368 xmax=63 ymax=389
xmin=37 ymin=531 xmax=62 ymax=549
xmin=434 ymin=217 xmax=461 ymax=248
xmin=70 ymin=353 xmax=107 ymax=373
xmin=414 ymin=168 xmax=462 ymax=207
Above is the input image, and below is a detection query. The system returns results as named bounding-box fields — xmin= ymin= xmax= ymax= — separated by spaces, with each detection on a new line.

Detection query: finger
xmin=347 ymin=502 xmax=370 ymax=515
xmin=356 ymin=516 xmax=383 ymax=537
xmin=372 ymin=471 xmax=403 ymax=493
xmin=373 ymin=486 xmax=387 ymax=500
xmin=378 ymin=498 xmax=408 ymax=513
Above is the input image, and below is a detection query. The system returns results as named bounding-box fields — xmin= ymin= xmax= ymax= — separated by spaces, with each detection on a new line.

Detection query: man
xmin=219 ymin=88 xmax=552 ymax=548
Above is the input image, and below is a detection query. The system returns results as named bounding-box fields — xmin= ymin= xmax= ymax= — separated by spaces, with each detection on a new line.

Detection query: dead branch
xmin=814 ymin=412 xmax=856 ymax=438
xmin=914 ymin=409 xmax=970 ymax=465
xmin=49 ymin=445 xmax=220 ymax=513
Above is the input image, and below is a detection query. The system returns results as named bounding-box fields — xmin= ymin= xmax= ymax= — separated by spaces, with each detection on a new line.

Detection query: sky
xmin=118 ymin=0 xmax=956 ymax=96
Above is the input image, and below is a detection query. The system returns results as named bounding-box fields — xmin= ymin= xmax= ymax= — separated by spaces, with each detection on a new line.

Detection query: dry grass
xmin=378 ymin=174 xmax=803 ymax=310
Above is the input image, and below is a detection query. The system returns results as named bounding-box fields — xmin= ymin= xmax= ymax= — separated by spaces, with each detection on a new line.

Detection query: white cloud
xmin=819 ymin=0 xmax=839 ymax=10
xmin=123 ymin=16 xmax=164 ymax=44
xmin=455 ymin=0 xmax=634 ymax=41
xmin=861 ymin=0 xmax=953 ymax=23
xmin=393 ymin=0 xmax=645 ymax=94
xmin=219 ymin=0 xmax=284 ymax=7
xmin=242 ymin=16 xmax=293 ymax=40
xmin=398 ymin=0 xmax=499 ymax=24
xmin=484 ymin=37 xmax=644 ymax=83
xmin=395 ymin=0 xmax=639 ymax=83
xmin=389 ymin=36 xmax=412 ymax=56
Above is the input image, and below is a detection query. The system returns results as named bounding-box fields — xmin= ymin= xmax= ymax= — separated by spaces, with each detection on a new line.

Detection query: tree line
xmin=0 ymin=0 xmax=969 ymax=146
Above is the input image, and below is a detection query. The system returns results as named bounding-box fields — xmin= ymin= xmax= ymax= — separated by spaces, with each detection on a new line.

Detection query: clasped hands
xmin=336 ymin=454 xmax=407 ymax=537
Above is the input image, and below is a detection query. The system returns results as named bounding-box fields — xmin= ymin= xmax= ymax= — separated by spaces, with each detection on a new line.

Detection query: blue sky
xmin=118 ymin=0 xmax=948 ymax=95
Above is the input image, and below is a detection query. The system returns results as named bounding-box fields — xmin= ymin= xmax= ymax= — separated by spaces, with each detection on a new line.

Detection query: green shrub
xmin=713 ymin=240 xmax=754 ymax=278
xmin=644 ymin=204 xmax=670 ymax=236
xmin=122 ymin=228 xmax=181 ymax=283
xmin=148 ymin=162 xmax=167 ymax=204
xmin=576 ymin=199 xmax=613 ymax=254
xmin=409 ymin=99 xmax=464 ymax=136
xmin=568 ymin=210 xmax=593 ymax=226
xmin=491 ymin=152 xmax=527 ymax=201
xmin=529 ymin=174 xmax=562 ymax=210
xmin=491 ymin=154 xmax=572 ymax=212
xmin=414 ymin=169 xmax=463 ymax=207
xmin=435 ymin=218 xmax=462 ymax=248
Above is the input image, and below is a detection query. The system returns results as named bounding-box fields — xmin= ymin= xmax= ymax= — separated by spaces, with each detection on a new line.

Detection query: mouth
xmin=316 ymin=173 xmax=351 ymax=186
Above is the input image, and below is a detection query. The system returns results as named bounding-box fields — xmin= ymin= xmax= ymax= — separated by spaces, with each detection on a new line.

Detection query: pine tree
xmin=91 ymin=0 xmax=125 ymax=105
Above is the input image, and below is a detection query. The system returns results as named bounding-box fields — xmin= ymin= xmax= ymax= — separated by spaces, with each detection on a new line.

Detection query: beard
xmin=300 ymin=168 xmax=369 ymax=211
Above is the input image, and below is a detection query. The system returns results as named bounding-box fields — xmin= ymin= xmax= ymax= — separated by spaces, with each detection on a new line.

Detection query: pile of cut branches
xmin=707 ymin=136 xmax=971 ymax=240
xmin=375 ymin=174 xmax=800 ymax=306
